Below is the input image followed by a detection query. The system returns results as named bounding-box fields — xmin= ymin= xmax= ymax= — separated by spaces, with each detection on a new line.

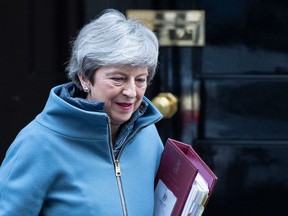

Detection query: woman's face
xmin=80 ymin=65 xmax=148 ymax=128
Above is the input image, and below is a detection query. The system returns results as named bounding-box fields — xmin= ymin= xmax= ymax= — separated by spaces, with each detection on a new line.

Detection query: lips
xmin=116 ymin=102 xmax=133 ymax=110
xmin=117 ymin=103 xmax=132 ymax=107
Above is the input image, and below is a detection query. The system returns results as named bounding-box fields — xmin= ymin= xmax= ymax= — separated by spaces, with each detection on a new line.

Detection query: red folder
xmin=154 ymin=138 xmax=218 ymax=216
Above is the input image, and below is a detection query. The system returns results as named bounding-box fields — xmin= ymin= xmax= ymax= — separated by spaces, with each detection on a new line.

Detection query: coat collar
xmin=36 ymin=83 xmax=162 ymax=140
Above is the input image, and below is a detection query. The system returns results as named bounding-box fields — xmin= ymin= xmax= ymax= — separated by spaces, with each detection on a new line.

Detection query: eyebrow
xmin=105 ymin=71 xmax=149 ymax=77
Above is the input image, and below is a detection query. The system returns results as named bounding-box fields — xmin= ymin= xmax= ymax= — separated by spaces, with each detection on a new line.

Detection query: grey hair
xmin=66 ymin=9 xmax=159 ymax=89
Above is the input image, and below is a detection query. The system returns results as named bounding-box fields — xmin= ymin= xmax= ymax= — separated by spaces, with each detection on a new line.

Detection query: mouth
xmin=116 ymin=102 xmax=133 ymax=110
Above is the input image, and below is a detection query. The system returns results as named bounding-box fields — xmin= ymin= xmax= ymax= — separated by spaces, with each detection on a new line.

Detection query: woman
xmin=0 ymin=9 xmax=163 ymax=215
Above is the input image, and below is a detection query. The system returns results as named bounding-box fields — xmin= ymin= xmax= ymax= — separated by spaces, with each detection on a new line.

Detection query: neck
xmin=110 ymin=124 xmax=120 ymax=143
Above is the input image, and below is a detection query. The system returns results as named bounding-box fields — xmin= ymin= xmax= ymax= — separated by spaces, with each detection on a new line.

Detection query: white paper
xmin=181 ymin=173 xmax=209 ymax=216
xmin=154 ymin=180 xmax=177 ymax=216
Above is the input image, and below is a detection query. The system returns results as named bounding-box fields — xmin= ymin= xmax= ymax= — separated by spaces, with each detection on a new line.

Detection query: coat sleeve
xmin=0 ymin=133 xmax=54 ymax=215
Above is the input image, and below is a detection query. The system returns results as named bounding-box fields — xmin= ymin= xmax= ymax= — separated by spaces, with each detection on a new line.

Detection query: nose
xmin=122 ymin=80 xmax=137 ymax=98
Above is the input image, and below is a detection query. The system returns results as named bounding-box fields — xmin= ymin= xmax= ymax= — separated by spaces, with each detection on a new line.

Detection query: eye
xmin=135 ymin=77 xmax=147 ymax=87
xmin=111 ymin=77 xmax=125 ymax=82
xmin=136 ymin=78 xmax=146 ymax=83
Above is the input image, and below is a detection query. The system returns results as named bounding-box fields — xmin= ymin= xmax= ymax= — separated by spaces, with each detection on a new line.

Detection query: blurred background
xmin=1 ymin=0 xmax=288 ymax=215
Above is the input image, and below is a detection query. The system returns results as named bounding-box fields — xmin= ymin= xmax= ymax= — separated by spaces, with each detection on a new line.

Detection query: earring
xmin=83 ymin=86 xmax=90 ymax=93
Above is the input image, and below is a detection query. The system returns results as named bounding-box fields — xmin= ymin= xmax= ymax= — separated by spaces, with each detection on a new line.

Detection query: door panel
xmin=194 ymin=141 xmax=288 ymax=216
xmin=199 ymin=79 xmax=288 ymax=140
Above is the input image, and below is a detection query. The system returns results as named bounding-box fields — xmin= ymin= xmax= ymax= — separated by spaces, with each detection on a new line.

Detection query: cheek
xmin=135 ymin=88 xmax=147 ymax=106
xmin=138 ymin=87 xmax=147 ymax=97
xmin=92 ymin=81 xmax=115 ymax=96
xmin=138 ymin=83 xmax=147 ymax=92
xmin=90 ymin=88 xmax=109 ymax=102
xmin=100 ymin=79 xmax=115 ymax=89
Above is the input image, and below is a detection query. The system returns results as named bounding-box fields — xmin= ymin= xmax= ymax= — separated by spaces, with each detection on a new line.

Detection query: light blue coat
xmin=0 ymin=84 xmax=164 ymax=216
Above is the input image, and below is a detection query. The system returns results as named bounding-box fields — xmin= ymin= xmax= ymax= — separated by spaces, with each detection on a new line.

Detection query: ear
xmin=78 ymin=74 xmax=89 ymax=83
xmin=78 ymin=74 xmax=90 ymax=87
xmin=78 ymin=74 xmax=91 ymax=93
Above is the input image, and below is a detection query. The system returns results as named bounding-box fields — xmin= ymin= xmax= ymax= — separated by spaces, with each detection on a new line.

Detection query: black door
xmin=151 ymin=1 xmax=288 ymax=215
xmin=0 ymin=1 xmax=83 ymax=161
